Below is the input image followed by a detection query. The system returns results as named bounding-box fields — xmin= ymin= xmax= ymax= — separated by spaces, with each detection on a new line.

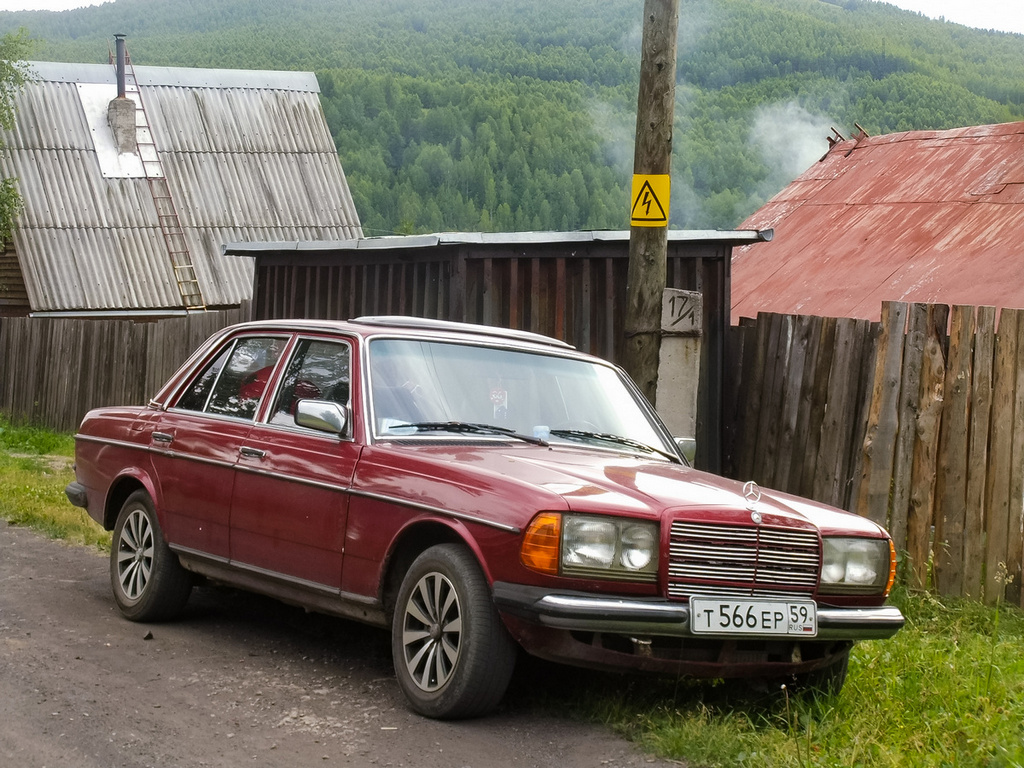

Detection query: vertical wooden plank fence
xmin=724 ymin=313 xmax=875 ymax=513
xmin=729 ymin=301 xmax=1024 ymax=607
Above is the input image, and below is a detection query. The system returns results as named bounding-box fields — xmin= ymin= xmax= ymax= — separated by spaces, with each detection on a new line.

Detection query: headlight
xmin=521 ymin=513 xmax=658 ymax=582
xmin=820 ymin=537 xmax=894 ymax=595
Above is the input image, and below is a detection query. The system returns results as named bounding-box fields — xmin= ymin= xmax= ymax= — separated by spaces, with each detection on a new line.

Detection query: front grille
xmin=668 ymin=521 xmax=820 ymax=599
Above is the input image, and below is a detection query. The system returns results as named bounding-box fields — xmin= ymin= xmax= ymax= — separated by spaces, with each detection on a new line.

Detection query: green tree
xmin=0 ymin=29 xmax=32 ymax=245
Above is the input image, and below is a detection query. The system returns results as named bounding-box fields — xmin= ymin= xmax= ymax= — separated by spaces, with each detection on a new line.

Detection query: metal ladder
xmin=116 ymin=48 xmax=206 ymax=311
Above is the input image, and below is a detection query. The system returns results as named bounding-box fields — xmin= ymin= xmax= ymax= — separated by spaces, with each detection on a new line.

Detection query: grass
xmin=544 ymin=590 xmax=1024 ymax=767
xmin=2 ymin=414 xmax=1023 ymax=766
xmin=0 ymin=413 xmax=109 ymax=549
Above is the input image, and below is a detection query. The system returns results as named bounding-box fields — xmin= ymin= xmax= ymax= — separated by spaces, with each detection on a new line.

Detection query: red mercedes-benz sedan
xmin=66 ymin=316 xmax=903 ymax=718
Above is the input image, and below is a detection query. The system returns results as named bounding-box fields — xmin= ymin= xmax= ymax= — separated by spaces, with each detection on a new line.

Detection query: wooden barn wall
xmin=0 ymin=305 xmax=249 ymax=433
xmin=0 ymin=245 xmax=30 ymax=317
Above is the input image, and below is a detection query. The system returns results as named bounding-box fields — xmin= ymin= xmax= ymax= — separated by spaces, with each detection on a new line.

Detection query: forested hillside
xmin=3 ymin=0 xmax=1024 ymax=234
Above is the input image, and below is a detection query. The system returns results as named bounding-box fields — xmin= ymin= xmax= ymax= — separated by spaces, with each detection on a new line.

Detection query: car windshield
xmin=367 ymin=338 xmax=672 ymax=456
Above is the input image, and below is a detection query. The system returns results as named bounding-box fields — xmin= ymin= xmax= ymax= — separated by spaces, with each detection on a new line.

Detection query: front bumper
xmin=492 ymin=582 xmax=905 ymax=641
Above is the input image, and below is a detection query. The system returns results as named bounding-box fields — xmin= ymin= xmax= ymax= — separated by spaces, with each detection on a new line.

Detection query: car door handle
xmin=239 ymin=446 xmax=266 ymax=459
xmin=152 ymin=431 xmax=174 ymax=444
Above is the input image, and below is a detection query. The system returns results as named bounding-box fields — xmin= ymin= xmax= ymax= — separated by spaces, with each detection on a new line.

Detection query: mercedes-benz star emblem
xmin=743 ymin=480 xmax=762 ymax=518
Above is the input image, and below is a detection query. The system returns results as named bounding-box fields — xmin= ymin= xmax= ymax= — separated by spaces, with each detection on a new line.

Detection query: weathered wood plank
xmin=855 ymin=301 xmax=907 ymax=526
xmin=774 ymin=315 xmax=811 ymax=492
xmin=889 ymin=304 xmax=928 ymax=553
xmin=847 ymin=319 xmax=879 ymax=511
xmin=756 ymin=313 xmax=790 ymax=485
xmin=786 ymin=315 xmax=823 ymax=494
xmin=722 ymin=319 xmax=755 ymax=478
xmin=934 ymin=305 xmax=974 ymax=596
xmin=906 ymin=305 xmax=947 ymax=590
xmin=964 ymin=306 xmax=996 ymax=599
xmin=838 ymin=319 xmax=875 ymax=510
xmin=985 ymin=309 xmax=1018 ymax=604
xmin=736 ymin=313 xmax=770 ymax=481
xmin=1008 ymin=312 xmax=1024 ymax=606
xmin=814 ymin=318 xmax=862 ymax=507
xmin=798 ymin=316 xmax=836 ymax=500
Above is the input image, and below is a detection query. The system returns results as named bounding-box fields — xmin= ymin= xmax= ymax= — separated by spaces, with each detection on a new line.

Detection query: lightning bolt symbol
xmin=642 ymin=190 xmax=652 ymax=216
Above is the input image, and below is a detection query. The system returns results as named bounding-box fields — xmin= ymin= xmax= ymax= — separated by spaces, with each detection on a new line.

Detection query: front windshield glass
xmin=367 ymin=338 xmax=670 ymax=454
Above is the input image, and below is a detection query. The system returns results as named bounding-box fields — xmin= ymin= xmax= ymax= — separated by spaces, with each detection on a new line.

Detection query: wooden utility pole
xmin=622 ymin=0 xmax=679 ymax=405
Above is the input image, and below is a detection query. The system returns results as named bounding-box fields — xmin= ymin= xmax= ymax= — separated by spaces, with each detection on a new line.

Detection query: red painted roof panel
xmin=735 ymin=122 xmax=1024 ymax=321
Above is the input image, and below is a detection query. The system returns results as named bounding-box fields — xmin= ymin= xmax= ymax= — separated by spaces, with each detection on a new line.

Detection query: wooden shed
xmin=224 ymin=229 xmax=772 ymax=471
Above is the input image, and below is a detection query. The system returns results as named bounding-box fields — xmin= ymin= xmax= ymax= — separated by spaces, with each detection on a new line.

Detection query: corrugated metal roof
xmin=223 ymin=228 xmax=772 ymax=255
xmin=733 ymin=121 xmax=1024 ymax=322
xmin=0 ymin=60 xmax=361 ymax=313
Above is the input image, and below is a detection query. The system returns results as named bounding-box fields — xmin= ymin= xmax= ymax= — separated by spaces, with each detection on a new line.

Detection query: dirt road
xmin=0 ymin=521 xmax=679 ymax=767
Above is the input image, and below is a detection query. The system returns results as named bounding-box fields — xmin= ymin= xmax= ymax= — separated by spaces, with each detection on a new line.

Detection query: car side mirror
xmin=674 ymin=436 xmax=696 ymax=466
xmin=295 ymin=399 xmax=348 ymax=436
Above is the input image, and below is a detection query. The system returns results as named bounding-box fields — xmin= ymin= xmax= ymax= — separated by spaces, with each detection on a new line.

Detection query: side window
xmin=175 ymin=336 xmax=286 ymax=420
xmin=270 ymin=339 xmax=351 ymax=427
xmin=176 ymin=345 xmax=231 ymax=412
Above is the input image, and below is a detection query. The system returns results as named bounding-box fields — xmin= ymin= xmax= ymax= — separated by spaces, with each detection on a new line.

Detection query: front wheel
xmin=392 ymin=544 xmax=517 ymax=719
xmin=110 ymin=490 xmax=192 ymax=622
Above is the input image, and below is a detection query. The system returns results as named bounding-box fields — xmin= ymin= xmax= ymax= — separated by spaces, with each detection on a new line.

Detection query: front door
xmin=229 ymin=337 xmax=358 ymax=590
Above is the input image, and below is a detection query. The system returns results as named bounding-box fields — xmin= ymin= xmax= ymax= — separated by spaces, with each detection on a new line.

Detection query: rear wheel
xmin=392 ymin=544 xmax=517 ymax=719
xmin=110 ymin=490 xmax=192 ymax=622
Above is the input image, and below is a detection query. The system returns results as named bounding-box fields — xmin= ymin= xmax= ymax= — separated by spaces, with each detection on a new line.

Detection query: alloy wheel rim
xmin=116 ymin=508 xmax=154 ymax=601
xmin=401 ymin=571 xmax=463 ymax=692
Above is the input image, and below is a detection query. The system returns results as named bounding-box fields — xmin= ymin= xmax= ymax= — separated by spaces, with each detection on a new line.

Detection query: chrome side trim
xmin=74 ymin=436 xmax=515 ymax=534
xmin=73 ymin=434 xmax=238 ymax=472
xmin=75 ymin=434 xmax=150 ymax=451
xmin=349 ymin=487 xmax=521 ymax=534
xmin=173 ymin=547 xmax=386 ymax=628
xmin=171 ymin=544 xmax=231 ymax=566
xmin=233 ymin=462 xmax=350 ymax=493
xmin=154 ymin=450 xmax=235 ymax=471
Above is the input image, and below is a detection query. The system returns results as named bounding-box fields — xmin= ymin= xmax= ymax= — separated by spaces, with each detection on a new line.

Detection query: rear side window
xmin=175 ymin=337 xmax=287 ymax=420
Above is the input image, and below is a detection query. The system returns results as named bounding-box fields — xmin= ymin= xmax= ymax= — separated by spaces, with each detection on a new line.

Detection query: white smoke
xmin=750 ymin=101 xmax=834 ymax=190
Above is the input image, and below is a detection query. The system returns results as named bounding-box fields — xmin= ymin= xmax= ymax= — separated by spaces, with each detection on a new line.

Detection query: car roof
xmin=226 ymin=316 xmax=577 ymax=351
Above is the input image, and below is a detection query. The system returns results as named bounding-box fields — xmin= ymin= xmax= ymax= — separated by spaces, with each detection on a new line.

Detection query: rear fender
xmin=102 ymin=470 xmax=160 ymax=530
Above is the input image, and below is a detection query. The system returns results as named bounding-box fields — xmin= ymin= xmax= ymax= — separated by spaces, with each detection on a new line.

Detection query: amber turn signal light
xmin=521 ymin=512 xmax=561 ymax=575
xmin=885 ymin=539 xmax=897 ymax=597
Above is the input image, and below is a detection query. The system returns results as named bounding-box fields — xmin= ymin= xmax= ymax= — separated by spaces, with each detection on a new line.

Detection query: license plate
xmin=689 ymin=597 xmax=817 ymax=637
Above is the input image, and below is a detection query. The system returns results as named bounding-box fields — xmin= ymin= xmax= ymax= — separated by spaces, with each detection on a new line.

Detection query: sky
xmin=4 ymin=0 xmax=1024 ymax=36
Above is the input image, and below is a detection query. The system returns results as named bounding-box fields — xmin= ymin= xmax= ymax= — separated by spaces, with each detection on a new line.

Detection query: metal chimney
xmin=115 ymin=33 xmax=126 ymax=98
xmin=108 ymin=34 xmax=136 ymax=154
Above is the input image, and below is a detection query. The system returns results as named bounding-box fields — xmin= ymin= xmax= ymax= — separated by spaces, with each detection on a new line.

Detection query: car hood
xmin=370 ymin=441 xmax=886 ymax=538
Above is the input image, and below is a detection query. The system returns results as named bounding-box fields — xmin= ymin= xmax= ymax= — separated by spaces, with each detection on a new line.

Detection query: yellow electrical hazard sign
xmin=630 ymin=174 xmax=670 ymax=227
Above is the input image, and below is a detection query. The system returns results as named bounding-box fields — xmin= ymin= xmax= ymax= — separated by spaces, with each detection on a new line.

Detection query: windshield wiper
xmin=391 ymin=421 xmax=549 ymax=446
xmin=547 ymin=429 xmax=680 ymax=463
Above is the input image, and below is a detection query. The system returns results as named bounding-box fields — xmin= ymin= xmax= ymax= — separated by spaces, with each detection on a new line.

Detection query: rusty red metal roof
xmin=733 ymin=121 xmax=1024 ymax=322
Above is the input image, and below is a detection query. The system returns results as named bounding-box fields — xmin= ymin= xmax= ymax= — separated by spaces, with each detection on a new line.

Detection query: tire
xmin=110 ymin=490 xmax=192 ymax=622
xmin=392 ymin=544 xmax=517 ymax=719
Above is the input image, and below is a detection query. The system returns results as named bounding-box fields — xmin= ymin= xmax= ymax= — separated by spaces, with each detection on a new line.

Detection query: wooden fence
xmin=725 ymin=302 xmax=1024 ymax=607
xmin=0 ymin=307 xmax=249 ymax=433
xmin=5 ymin=298 xmax=1024 ymax=607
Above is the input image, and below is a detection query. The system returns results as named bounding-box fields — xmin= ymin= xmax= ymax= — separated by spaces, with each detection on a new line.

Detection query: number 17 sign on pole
xmin=630 ymin=174 xmax=670 ymax=227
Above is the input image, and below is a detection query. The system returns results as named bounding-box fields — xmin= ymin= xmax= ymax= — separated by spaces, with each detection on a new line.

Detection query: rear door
xmin=150 ymin=334 xmax=289 ymax=559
